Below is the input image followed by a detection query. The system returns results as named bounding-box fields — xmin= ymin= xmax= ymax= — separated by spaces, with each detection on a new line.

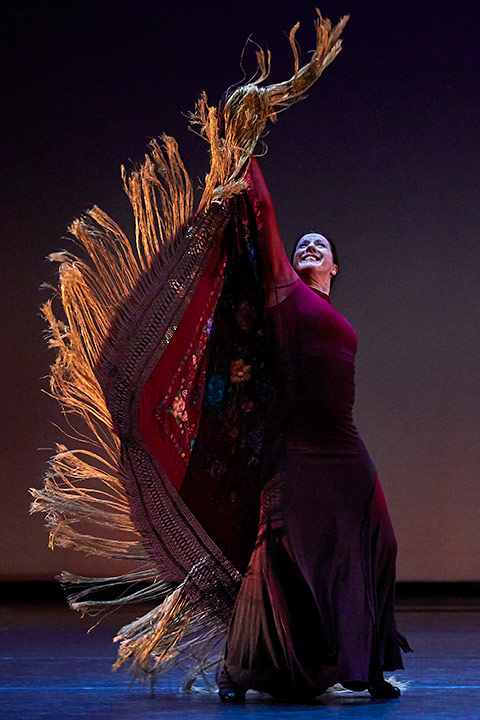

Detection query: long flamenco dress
xmin=223 ymin=159 xmax=409 ymax=699
xmin=30 ymin=12 xmax=409 ymax=690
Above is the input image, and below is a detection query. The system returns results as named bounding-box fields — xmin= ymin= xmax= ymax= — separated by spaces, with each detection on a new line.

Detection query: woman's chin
xmin=297 ymin=264 xmax=325 ymax=279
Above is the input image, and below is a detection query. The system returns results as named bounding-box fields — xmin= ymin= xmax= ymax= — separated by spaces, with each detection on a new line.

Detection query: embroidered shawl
xmin=30 ymin=11 xmax=348 ymax=684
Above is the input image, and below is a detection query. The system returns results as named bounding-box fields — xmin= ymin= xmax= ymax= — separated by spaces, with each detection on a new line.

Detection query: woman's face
xmin=293 ymin=234 xmax=337 ymax=279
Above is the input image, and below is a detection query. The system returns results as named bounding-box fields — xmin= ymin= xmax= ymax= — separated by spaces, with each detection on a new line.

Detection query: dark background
xmin=2 ymin=0 xmax=479 ymax=581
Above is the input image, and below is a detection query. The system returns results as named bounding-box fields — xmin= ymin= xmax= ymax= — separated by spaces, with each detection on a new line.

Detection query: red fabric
xmin=178 ymin=196 xmax=275 ymax=572
xmin=138 ymin=244 xmax=225 ymax=491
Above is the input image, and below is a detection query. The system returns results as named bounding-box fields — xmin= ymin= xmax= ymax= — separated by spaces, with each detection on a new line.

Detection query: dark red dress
xmin=223 ymin=160 xmax=407 ymax=699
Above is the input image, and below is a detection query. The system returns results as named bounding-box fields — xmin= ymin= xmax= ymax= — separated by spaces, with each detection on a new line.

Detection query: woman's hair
xmin=290 ymin=233 xmax=339 ymax=286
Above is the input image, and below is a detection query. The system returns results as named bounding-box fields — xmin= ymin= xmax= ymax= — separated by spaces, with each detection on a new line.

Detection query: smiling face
xmin=292 ymin=233 xmax=338 ymax=289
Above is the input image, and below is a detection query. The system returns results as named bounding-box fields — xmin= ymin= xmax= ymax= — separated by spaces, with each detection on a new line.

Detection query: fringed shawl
xmin=30 ymin=11 xmax=348 ymax=686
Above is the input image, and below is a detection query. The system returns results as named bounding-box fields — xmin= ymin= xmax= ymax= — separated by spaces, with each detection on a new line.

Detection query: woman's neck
xmin=298 ymin=268 xmax=331 ymax=295
xmin=306 ymin=279 xmax=330 ymax=295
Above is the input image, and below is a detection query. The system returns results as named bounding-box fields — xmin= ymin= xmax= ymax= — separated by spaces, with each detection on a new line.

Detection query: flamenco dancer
xmin=31 ymin=10 xmax=410 ymax=703
xmin=217 ymin=159 xmax=411 ymax=701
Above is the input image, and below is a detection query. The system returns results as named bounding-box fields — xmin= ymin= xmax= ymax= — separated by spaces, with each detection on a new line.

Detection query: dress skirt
xmin=224 ymin=444 xmax=404 ymax=699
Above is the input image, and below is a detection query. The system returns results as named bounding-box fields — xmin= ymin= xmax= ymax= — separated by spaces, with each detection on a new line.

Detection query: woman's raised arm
xmin=246 ymin=157 xmax=298 ymax=305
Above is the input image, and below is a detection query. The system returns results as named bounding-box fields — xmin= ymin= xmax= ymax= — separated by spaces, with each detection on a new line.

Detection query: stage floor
xmin=1 ymin=604 xmax=479 ymax=720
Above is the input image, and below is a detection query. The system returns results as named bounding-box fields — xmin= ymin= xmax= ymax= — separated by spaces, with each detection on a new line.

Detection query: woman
xmin=32 ymin=11 xmax=410 ymax=698
xmin=218 ymin=157 xmax=410 ymax=701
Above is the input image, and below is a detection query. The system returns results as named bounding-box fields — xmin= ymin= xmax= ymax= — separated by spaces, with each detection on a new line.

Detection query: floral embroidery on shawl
xmin=153 ymin=312 xmax=215 ymax=461
xmin=179 ymin=196 xmax=275 ymax=572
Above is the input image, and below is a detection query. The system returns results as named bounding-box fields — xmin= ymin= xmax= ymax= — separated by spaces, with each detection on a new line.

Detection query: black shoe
xmin=218 ymin=687 xmax=246 ymax=703
xmin=218 ymin=668 xmax=246 ymax=704
xmin=368 ymin=679 xmax=401 ymax=699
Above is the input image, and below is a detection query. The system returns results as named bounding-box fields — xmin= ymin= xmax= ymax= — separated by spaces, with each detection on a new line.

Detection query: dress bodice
xmin=266 ymin=280 xmax=363 ymax=451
